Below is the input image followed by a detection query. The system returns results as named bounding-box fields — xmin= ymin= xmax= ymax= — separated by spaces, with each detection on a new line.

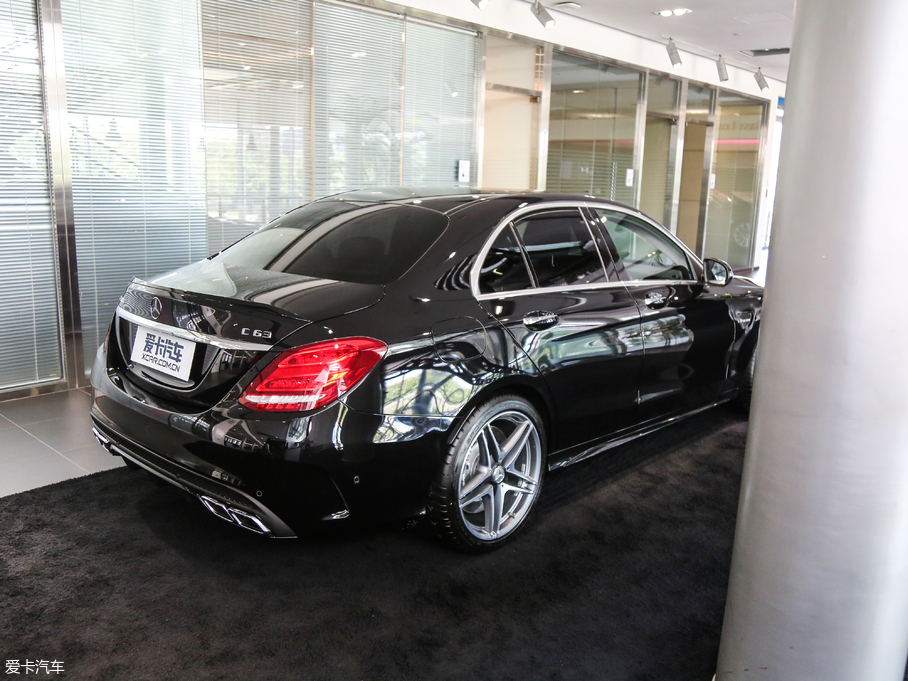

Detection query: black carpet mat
xmin=0 ymin=407 xmax=747 ymax=680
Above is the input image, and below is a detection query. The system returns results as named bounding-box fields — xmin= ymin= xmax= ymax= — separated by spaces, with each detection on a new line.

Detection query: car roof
xmin=312 ymin=187 xmax=636 ymax=217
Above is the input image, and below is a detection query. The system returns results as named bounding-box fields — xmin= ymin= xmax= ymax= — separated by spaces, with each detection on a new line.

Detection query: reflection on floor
xmin=0 ymin=388 xmax=124 ymax=498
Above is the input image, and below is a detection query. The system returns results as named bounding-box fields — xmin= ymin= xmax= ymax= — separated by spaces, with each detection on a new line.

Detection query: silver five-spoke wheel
xmin=458 ymin=411 xmax=542 ymax=540
xmin=429 ymin=394 xmax=546 ymax=552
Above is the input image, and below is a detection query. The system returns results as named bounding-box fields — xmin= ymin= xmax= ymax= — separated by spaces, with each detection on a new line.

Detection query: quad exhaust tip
xmin=199 ymin=495 xmax=272 ymax=535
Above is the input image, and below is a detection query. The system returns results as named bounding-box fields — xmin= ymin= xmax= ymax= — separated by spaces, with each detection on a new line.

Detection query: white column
xmin=716 ymin=0 xmax=908 ymax=678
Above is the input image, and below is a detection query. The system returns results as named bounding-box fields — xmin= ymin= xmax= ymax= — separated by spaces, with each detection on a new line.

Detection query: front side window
xmin=512 ymin=210 xmax=607 ymax=288
xmin=593 ymin=209 xmax=693 ymax=282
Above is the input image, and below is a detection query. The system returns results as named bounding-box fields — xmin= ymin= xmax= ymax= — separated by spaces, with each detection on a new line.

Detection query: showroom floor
xmin=0 ymin=388 xmax=124 ymax=498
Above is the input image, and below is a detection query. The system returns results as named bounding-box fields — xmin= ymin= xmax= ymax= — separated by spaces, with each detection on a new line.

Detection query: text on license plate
xmin=130 ymin=326 xmax=196 ymax=381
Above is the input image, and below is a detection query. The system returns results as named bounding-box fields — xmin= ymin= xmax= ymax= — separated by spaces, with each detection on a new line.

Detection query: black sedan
xmin=90 ymin=189 xmax=762 ymax=551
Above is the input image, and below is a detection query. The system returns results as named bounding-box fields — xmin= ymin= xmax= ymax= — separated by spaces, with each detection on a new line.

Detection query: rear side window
xmin=212 ymin=203 xmax=447 ymax=285
xmin=478 ymin=225 xmax=534 ymax=293
xmin=512 ymin=210 xmax=608 ymax=288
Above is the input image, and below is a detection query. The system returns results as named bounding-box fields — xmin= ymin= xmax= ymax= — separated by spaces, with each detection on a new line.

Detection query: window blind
xmin=402 ymin=20 xmax=478 ymax=187
xmin=61 ymin=0 xmax=207 ymax=371
xmin=312 ymin=2 xmax=404 ymax=197
xmin=0 ymin=0 xmax=63 ymax=391
xmin=202 ymin=0 xmax=313 ymax=253
xmin=547 ymin=52 xmax=641 ymax=205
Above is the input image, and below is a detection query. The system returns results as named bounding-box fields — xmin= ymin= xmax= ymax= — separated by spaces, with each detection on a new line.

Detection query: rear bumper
xmin=91 ymin=419 xmax=297 ymax=538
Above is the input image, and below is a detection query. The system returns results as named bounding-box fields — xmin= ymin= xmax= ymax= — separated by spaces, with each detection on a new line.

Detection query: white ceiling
xmin=547 ymin=0 xmax=794 ymax=82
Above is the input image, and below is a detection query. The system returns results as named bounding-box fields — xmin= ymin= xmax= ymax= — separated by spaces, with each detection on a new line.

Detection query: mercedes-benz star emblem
xmin=150 ymin=297 xmax=163 ymax=320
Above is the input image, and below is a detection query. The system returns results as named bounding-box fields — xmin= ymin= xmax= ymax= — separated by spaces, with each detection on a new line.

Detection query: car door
xmin=474 ymin=205 xmax=644 ymax=453
xmin=587 ymin=206 xmax=737 ymax=418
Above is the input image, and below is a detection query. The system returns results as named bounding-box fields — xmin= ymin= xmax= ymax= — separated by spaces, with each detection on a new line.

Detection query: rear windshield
xmin=212 ymin=202 xmax=447 ymax=285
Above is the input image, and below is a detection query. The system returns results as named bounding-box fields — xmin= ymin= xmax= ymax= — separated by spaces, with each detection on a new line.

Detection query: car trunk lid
xmin=109 ymin=262 xmax=384 ymax=410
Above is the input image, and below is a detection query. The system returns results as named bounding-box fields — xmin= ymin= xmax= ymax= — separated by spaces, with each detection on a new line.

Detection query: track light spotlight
xmin=666 ymin=39 xmax=682 ymax=68
xmin=716 ymin=54 xmax=728 ymax=82
xmin=531 ymin=1 xmax=556 ymax=30
xmin=754 ymin=67 xmax=769 ymax=92
xmin=470 ymin=0 xmax=489 ymax=9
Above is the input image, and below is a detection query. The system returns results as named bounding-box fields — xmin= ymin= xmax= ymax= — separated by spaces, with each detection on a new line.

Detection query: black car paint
xmin=91 ymin=191 xmax=762 ymax=537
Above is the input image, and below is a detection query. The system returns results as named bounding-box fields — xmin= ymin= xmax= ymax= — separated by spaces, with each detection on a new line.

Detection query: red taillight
xmin=239 ymin=337 xmax=387 ymax=412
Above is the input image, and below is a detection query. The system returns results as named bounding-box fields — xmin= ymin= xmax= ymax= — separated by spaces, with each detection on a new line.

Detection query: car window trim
xmin=471 ymin=201 xmax=619 ymax=297
xmin=474 ymin=278 xmax=701 ymax=301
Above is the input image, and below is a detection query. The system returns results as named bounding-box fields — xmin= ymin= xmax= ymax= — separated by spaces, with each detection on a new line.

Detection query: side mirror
xmin=703 ymin=258 xmax=733 ymax=287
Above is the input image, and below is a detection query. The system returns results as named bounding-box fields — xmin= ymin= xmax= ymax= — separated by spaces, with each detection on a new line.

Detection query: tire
xmin=737 ymin=346 xmax=757 ymax=413
xmin=428 ymin=394 xmax=546 ymax=552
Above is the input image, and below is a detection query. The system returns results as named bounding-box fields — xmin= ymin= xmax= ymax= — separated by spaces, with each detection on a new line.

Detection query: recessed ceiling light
xmin=573 ymin=89 xmax=585 ymax=93
xmin=655 ymin=8 xmax=691 ymax=16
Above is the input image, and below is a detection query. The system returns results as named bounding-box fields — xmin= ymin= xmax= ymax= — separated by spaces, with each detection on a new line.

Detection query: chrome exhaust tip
xmin=199 ymin=495 xmax=272 ymax=535
xmin=92 ymin=427 xmax=111 ymax=449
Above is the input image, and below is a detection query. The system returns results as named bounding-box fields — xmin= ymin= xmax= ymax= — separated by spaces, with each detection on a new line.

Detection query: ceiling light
xmin=655 ymin=8 xmax=691 ymax=16
xmin=531 ymin=1 xmax=556 ymax=30
xmin=672 ymin=8 xmax=691 ymax=15
xmin=470 ymin=0 xmax=489 ymax=9
xmin=754 ymin=67 xmax=769 ymax=92
xmin=666 ymin=39 xmax=682 ymax=68
xmin=716 ymin=54 xmax=729 ymax=82
xmin=573 ymin=89 xmax=585 ymax=93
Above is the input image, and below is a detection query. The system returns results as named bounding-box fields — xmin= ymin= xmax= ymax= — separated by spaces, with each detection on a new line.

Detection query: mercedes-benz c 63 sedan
xmin=90 ymin=188 xmax=762 ymax=551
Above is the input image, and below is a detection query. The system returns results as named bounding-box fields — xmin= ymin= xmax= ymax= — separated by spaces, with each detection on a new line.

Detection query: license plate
xmin=131 ymin=326 xmax=196 ymax=381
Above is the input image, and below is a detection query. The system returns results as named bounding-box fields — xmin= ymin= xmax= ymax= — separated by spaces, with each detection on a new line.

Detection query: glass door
xmin=546 ymin=51 xmax=642 ymax=204
xmin=702 ymin=91 xmax=767 ymax=269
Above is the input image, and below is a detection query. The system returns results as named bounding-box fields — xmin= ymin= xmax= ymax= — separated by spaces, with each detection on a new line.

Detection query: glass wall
xmin=702 ymin=91 xmax=766 ymax=269
xmin=54 ymin=0 xmax=481 ymax=379
xmin=403 ymin=22 xmax=479 ymax=187
xmin=546 ymin=52 xmax=642 ymax=205
xmin=0 ymin=0 xmax=63 ymax=391
xmin=62 ymin=0 xmax=208 ymax=371
xmin=201 ymin=0 xmax=313 ymax=252
xmin=2 ymin=0 xmax=774 ymax=394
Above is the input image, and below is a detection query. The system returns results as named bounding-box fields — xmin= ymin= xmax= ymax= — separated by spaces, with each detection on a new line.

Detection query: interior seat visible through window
xmin=512 ymin=210 xmax=608 ymax=288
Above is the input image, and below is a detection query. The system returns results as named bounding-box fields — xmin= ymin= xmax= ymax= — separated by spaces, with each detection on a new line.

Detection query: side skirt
xmin=548 ymin=397 xmax=734 ymax=471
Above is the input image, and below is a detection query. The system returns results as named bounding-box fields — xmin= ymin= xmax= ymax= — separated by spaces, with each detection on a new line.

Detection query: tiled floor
xmin=0 ymin=388 xmax=124 ymax=498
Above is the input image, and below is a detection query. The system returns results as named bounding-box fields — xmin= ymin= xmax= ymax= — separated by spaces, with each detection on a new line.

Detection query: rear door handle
xmin=644 ymin=291 xmax=667 ymax=309
xmin=523 ymin=310 xmax=559 ymax=331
